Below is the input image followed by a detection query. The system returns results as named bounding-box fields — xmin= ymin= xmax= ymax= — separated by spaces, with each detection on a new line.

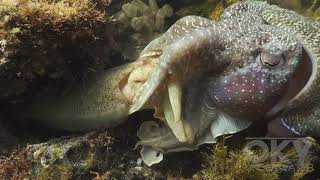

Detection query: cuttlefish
xmin=17 ymin=1 xmax=315 ymax=166
xmin=235 ymin=1 xmax=320 ymax=137
xmin=221 ymin=1 xmax=319 ymax=137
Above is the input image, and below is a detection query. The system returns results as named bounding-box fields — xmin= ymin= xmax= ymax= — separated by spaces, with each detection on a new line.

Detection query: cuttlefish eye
xmin=259 ymin=52 xmax=284 ymax=67
xmin=210 ymin=50 xmax=293 ymax=120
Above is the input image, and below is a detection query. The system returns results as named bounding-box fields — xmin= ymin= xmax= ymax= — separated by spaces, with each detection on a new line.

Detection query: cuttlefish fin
xmin=210 ymin=112 xmax=252 ymax=140
xmin=197 ymin=128 xmax=218 ymax=145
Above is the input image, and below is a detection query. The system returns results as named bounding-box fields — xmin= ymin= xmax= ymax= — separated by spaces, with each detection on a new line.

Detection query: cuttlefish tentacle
xmin=130 ymin=16 xmax=231 ymax=143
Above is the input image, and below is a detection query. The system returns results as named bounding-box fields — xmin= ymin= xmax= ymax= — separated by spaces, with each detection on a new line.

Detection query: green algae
xmin=38 ymin=163 xmax=73 ymax=180
xmin=201 ymin=140 xmax=315 ymax=180
xmin=209 ymin=0 xmax=240 ymax=20
xmin=0 ymin=0 xmax=113 ymax=99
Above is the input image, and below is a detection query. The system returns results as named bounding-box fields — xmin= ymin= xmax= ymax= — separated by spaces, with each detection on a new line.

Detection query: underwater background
xmin=0 ymin=0 xmax=319 ymax=179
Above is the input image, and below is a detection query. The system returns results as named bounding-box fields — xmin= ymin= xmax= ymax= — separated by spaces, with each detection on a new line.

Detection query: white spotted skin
xmin=209 ymin=62 xmax=292 ymax=120
xmin=131 ymin=5 xmax=304 ymax=144
xmin=262 ymin=3 xmax=320 ymax=137
xmin=230 ymin=1 xmax=320 ymax=137
xmin=198 ymin=15 xmax=302 ymax=123
xmin=205 ymin=25 xmax=302 ymax=121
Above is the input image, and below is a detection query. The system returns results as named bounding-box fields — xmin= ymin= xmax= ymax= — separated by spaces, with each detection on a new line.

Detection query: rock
xmin=0 ymin=0 xmax=116 ymax=100
xmin=0 ymin=115 xmax=204 ymax=179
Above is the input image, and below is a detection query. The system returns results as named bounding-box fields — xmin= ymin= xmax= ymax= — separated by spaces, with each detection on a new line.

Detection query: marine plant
xmin=0 ymin=0 xmax=113 ymax=99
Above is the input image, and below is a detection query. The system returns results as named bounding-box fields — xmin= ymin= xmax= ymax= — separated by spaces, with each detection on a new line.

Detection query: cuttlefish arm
xmin=136 ymin=79 xmax=252 ymax=166
xmin=129 ymin=16 xmax=232 ymax=143
xmin=19 ymin=63 xmax=136 ymax=131
xmin=19 ymin=58 xmax=161 ymax=131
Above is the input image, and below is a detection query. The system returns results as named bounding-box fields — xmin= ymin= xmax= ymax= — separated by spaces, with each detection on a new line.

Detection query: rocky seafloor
xmin=0 ymin=0 xmax=319 ymax=179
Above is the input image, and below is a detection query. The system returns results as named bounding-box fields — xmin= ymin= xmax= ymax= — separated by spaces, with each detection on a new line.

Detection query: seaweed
xmin=0 ymin=148 xmax=31 ymax=179
xmin=0 ymin=0 xmax=114 ymax=100
xmin=201 ymin=140 xmax=314 ymax=180
xmin=209 ymin=0 xmax=240 ymax=20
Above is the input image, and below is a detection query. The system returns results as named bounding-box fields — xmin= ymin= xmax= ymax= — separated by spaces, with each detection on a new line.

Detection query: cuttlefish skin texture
xmin=226 ymin=1 xmax=320 ymax=137
xmin=134 ymin=9 xmax=306 ymax=165
xmin=263 ymin=3 xmax=320 ymax=137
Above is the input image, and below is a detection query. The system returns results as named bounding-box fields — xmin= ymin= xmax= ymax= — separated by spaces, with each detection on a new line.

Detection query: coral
xmin=0 ymin=0 xmax=114 ymax=100
xmin=116 ymin=0 xmax=173 ymax=32
xmin=113 ymin=0 xmax=174 ymax=60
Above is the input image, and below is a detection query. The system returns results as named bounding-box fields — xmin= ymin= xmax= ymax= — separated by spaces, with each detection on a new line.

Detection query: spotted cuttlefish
xmin=19 ymin=1 xmax=317 ymax=166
